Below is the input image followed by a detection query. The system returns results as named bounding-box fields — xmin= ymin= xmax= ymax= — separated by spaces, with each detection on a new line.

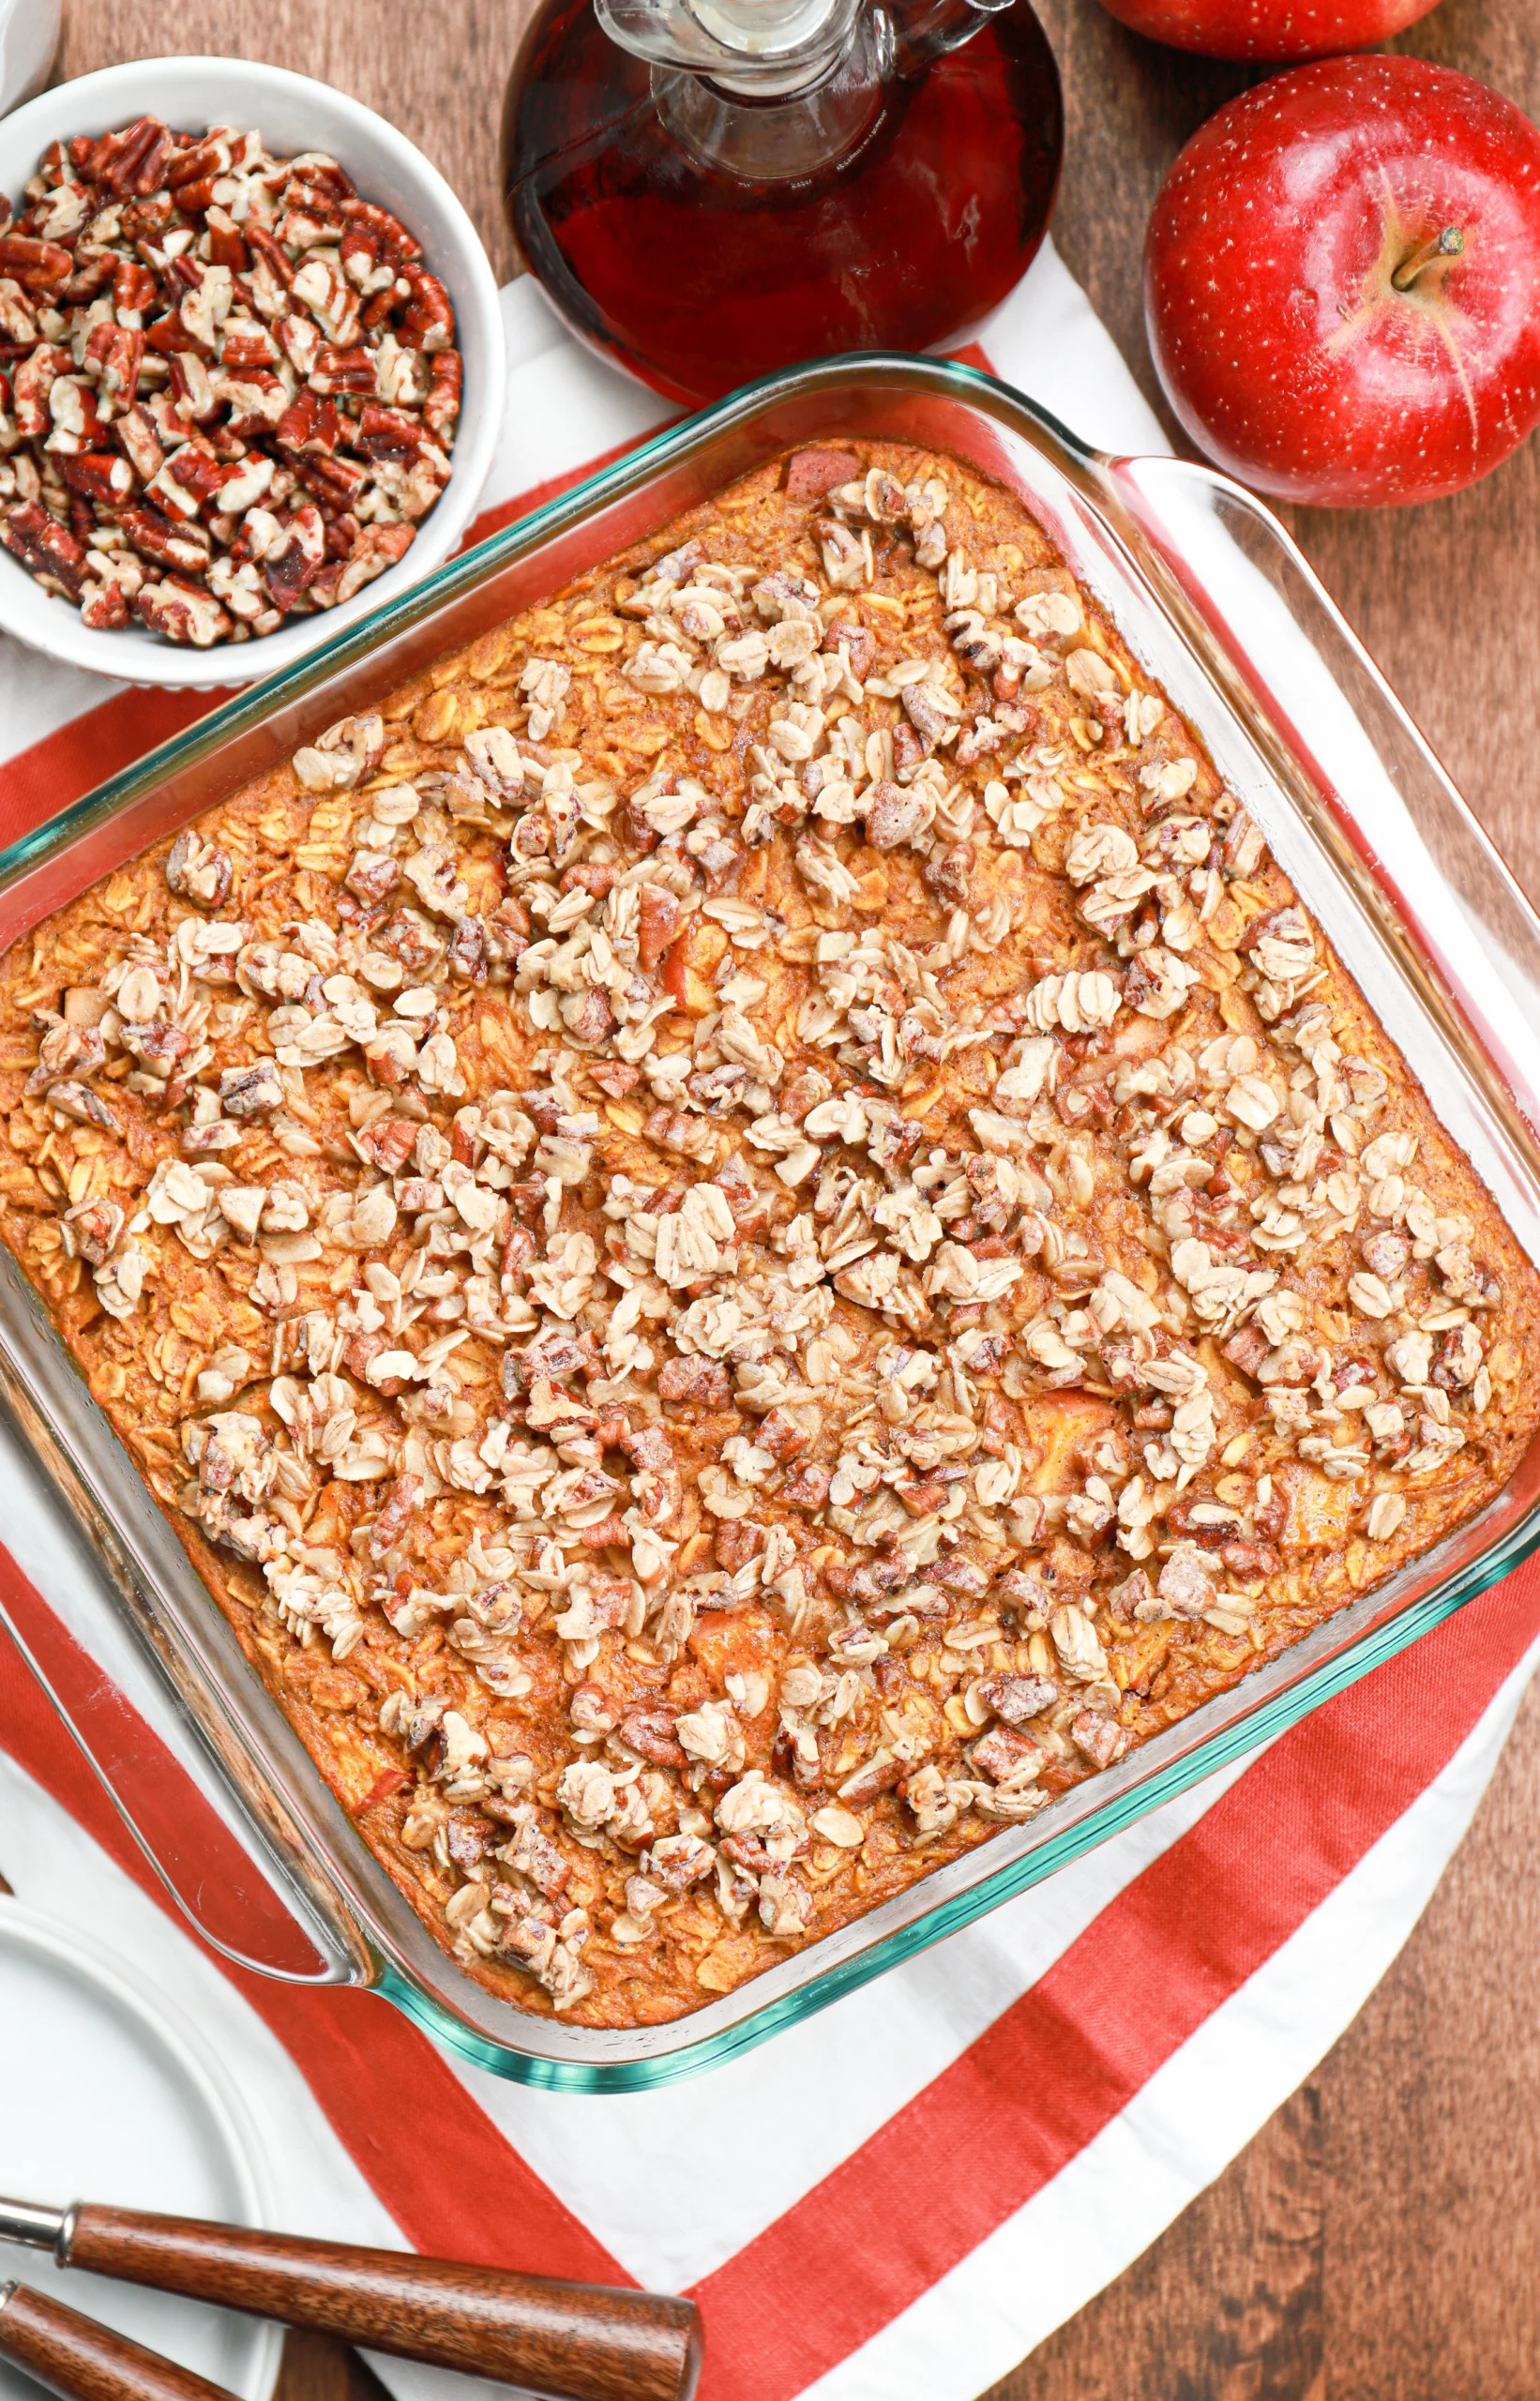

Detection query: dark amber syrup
xmin=503 ymin=0 xmax=1064 ymax=405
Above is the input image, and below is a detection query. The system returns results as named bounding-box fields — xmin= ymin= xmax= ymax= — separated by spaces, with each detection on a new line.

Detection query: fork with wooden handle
xmin=0 ymin=2201 xmax=701 ymax=2401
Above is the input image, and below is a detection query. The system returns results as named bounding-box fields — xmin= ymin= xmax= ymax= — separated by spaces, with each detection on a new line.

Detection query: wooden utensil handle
xmin=0 ymin=2284 xmax=234 ymax=2401
xmin=62 ymin=2210 xmax=701 ymax=2401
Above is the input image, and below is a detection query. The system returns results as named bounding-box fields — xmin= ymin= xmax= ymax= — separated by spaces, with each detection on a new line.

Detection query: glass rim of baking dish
xmin=4 ymin=347 xmax=1540 ymax=2092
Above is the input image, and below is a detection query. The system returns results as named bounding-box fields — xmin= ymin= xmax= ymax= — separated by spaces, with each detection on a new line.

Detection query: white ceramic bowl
xmin=0 ymin=56 xmax=505 ymax=689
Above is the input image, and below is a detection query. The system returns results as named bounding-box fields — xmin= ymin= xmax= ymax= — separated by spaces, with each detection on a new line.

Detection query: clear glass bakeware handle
xmin=0 ymin=1592 xmax=355 ymax=1986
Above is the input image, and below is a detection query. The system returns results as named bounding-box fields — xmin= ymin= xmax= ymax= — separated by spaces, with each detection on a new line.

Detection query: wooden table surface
xmin=53 ymin=0 xmax=1540 ymax=2391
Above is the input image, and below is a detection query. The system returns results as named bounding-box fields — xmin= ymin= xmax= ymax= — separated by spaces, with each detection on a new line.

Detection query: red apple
xmin=1143 ymin=57 xmax=1540 ymax=506
xmin=1093 ymin=0 xmax=1442 ymax=62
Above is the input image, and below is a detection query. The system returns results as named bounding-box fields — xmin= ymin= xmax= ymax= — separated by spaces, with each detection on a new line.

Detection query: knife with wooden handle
xmin=0 ymin=2201 xmax=701 ymax=2401
xmin=0 ymin=2284 xmax=235 ymax=2401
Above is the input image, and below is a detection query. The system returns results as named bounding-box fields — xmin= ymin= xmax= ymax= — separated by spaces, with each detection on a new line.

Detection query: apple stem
xmin=1391 ymin=226 xmax=1465 ymax=293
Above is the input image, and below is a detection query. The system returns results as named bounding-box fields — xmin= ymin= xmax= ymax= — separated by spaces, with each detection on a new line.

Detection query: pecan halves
xmin=80 ymin=573 xmax=136 ymax=631
xmin=120 ymin=504 xmax=212 ymax=576
xmin=398 ymin=268 xmax=455 ymax=353
xmin=259 ymin=506 xmax=326 ymax=612
xmin=0 ymin=236 xmax=72 ymax=298
xmin=133 ymin=576 xmax=234 ymax=647
xmin=1 ymin=500 xmax=89 ymax=598
xmin=85 ymin=115 xmax=174 ymax=197
xmin=423 ymin=353 xmax=462 ymax=441
xmin=331 ymin=521 xmax=413 ymax=605
xmin=12 ymin=345 xmax=70 ymax=441
xmin=60 ymin=453 xmax=133 ymax=507
xmin=83 ymin=322 xmax=145 ymax=418
xmin=0 ymin=113 xmax=460 ymax=647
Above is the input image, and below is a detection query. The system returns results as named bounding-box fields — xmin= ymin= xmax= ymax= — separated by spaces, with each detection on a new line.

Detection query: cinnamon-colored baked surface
xmin=2 ymin=440 xmax=1535 ymax=2027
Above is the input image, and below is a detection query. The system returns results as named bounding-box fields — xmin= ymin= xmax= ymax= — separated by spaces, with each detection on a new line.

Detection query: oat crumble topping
xmin=1 ymin=438 xmax=1535 ymax=2027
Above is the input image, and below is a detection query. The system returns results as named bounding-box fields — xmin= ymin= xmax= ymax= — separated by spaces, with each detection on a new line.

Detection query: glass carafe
xmin=501 ymin=0 xmax=1064 ymax=404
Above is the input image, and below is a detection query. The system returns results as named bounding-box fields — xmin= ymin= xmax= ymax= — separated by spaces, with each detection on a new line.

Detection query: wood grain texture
xmin=55 ymin=0 xmax=533 ymax=285
xmin=53 ymin=3 xmax=1540 ymax=2392
xmin=62 ymin=2212 xmax=700 ymax=2401
xmin=0 ymin=2285 xmax=234 ymax=2401
xmin=983 ymin=1672 xmax=1540 ymax=2400
xmin=267 ymin=2331 xmax=385 ymax=2401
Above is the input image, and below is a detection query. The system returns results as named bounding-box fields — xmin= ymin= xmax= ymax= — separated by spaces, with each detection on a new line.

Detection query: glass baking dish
xmin=4 ymin=352 xmax=1540 ymax=2091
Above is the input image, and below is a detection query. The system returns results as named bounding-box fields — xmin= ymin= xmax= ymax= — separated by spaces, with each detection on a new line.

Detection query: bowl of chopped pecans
xmin=0 ymin=55 xmax=505 ymax=688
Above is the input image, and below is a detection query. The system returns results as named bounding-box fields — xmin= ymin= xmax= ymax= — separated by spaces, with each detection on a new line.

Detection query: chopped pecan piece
xmin=219 ymin=1060 xmax=285 ymax=1118
xmin=166 ymin=828 xmax=234 ymax=909
xmin=637 ymin=884 xmax=681 ymax=974
xmin=836 ymin=1750 xmax=902 ymax=1805
xmin=1220 ymin=1324 xmax=1272 ymax=1382
xmin=367 ymin=1473 xmax=423 ymax=1561
xmin=969 ymin=1727 xmax=1041 ymax=1786
xmin=975 ymin=1674 xmax=1058 ymax=1727
xmin=822 ymin=618 xmax=876 ymax=678
xmin=657 ymin=1355 xmax=732 ymax=1409
xmin=778 ymin=1461 xmax=831 ymax=1512
xmin=355 ymin=1117 xmax=418 ymax=1172
xmin=784 ymin=447 xmax=862 ymax=500
xmin=864 ymin=780 xmax=929 ymax=852
xmin=616 ymin=1708 xmax=688 ymax=1771
xmin=43 ymin=1080 xmax=120 ymax=1132
xmin=1070 ymin=1711 xmax=1128 ymax=1772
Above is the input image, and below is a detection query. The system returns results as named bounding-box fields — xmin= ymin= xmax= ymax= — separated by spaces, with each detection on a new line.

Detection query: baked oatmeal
xmin=1 ymin=439 xmax=1535 ymax=2028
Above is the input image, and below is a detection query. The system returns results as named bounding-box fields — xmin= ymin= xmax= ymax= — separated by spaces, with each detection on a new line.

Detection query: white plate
xmin=0 ymin=1900 xmax=281 ymax=2401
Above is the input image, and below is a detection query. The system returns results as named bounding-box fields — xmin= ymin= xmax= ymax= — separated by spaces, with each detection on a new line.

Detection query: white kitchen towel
xmin=1 ymin=238 xmax=1536 ymax=2401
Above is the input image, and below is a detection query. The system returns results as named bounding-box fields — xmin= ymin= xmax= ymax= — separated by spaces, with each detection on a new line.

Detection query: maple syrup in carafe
xmin=502 ymin=0 xmax=1063 ymax=404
